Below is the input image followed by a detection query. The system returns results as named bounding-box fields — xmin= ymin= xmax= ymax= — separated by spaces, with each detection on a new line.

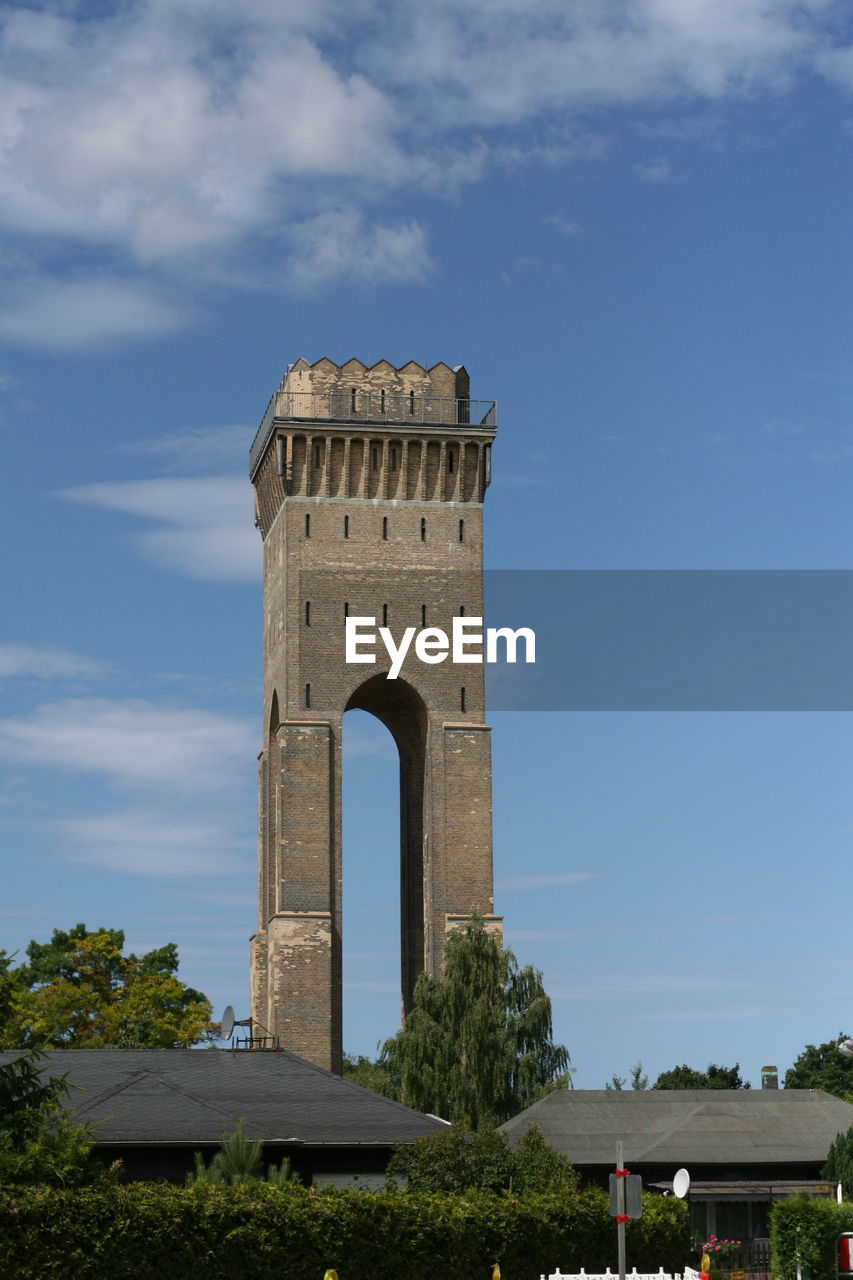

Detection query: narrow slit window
xmin=460 ymin=687 xmax=466 ymax=712
xmin=380 ymin=389 xmax=386 ymax=414
xmin=420 ymin=517 xmax=426 ymax=541
xmin=459 ymin=518 xmax=465 ymax=542
xmin=314 ymin=444 xmax=321 ymax=468
xmin=372 ymin=446 xmax=379 ymax=471
xmin=344 ymin=602 xmax=349 ymax=618
xmin=344 ymin=514 xmax=349 ymax=539
xmin=409 ymin=389 xmax=415 ymax=415
xmin=382 ymin=603 xmax=388 ymax=626
xmin=351 ymin=387 xmax=357 ymax=413
xmin=382 ymin=516 xmax=388 ymax=540
xmin=305 ymin=513 xmax=310 ymax=538
xmin=391 ymin=447 xmax=397 ymax=471
xmin=305 ymin=601 xmax=311 ymax=626
xmin=448 ymin=451 xmax=455 ymax=474
xmin=459 ymin=604 xmax=465 ymax=616
xmin=421 ymin=604 xmax=426 ymax=626
xmin=305 ymin=683 xmax=311 ymax=709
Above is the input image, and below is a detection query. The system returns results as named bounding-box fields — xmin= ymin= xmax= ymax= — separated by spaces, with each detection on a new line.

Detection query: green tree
xmin=187 ymin=1119 xmax=299 ymax=1186
xmin=1 ymin=924 xmax=214 ymax=1049
xmin=387 ymin=1123 xmax=577 ymax=1195
xmin=378 ymin=917 xmax=570 ymax=1128
xmin=822 ymin=1123 xmax=853 ymax=1195
xmin=606 ymin=1062 xmax=649 ymax=1091
xmin=784 ymin=1036 xmax=853 ymax=1098
xmin=653 ymin=1063 xmax=749 ymax=1090
xmin=0 ymin=1048 xmax=106 ymax=1186
xmin=342 ymin=1052 xmax=401 ymax=1100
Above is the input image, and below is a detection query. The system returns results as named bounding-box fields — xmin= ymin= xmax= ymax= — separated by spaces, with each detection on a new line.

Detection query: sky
xmin=2 ymin=0 xmax=853 ymax=1090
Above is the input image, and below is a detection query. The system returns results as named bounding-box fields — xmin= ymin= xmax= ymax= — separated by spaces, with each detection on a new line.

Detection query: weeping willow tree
xmin=380 ymin=918 xmax=570 ymax=1129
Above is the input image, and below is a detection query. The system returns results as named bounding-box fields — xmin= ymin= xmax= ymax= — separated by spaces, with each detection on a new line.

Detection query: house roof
xmin=499 ymin=1089 xmax=853 ymax=1168
xmin=0 ymin=1049 xmax=446 ymax=1148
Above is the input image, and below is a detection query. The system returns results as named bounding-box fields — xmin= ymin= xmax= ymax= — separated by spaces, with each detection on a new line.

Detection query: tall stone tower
xmin=249 ymin=357 xmax=501 ymax=1073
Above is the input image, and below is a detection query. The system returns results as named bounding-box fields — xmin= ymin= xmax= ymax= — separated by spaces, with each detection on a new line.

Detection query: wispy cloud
xmin=286 ymin=211 xmax=433 ymax=291
xmin=57 ymin=477 xmax=260 ymax=582
xmin=632 ymin=158 xmax=674 ymax=184
xmin=0 ymin=697 xmax=254 ymax=793
xmin=116 ymin=426 xmax=254 ymax=474
xmin=0 ymin=279 xmax=188 ymax=349
xmin=0 ymin=643 xmax=109 ymax=680
xmin=497 ymin=870 xmax=596 ymax=891
xmin=543 ymin=212 xmax=583 ymax=237
xmin=0 ymin=0 xmax=847 ymax=341
xmin=56 ymin=808 xmax=250 ymax=878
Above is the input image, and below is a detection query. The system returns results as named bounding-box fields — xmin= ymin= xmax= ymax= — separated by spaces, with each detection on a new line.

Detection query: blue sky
xmin=2 ymin=0 xmax=853 ymax=1089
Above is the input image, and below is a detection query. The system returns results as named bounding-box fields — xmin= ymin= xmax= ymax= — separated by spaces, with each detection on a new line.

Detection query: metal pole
xmin=617 ymin=1140 xmax=626 ymax=1280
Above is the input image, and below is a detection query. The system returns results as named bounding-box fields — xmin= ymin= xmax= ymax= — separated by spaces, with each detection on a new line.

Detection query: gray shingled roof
xmin=0 ymin=1049 xmax=446 ymax=1147
xmin=500 ymin=1089 xmax=853 ymax=1167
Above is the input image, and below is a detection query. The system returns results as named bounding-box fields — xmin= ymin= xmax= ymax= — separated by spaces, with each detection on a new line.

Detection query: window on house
xmin=459 ymin=604 xmax=465 ymax=616
xmin=460 ymin=687 xmax=466 ymax=712
xmin=344 ymin=514 xmax=349 ymax=538
xmin=305 ymin=513 xmax=310 ymax=537
xmin=391 ymin=447 xmax=397 ymax=471
xmin=305 ymin=601 xmax=311 ymax=626
xmin=314 ymin=444 xmax=321 ymax=468
xmin=351 ymin=388 xmax=357 ymax=413
xmin=420 ymin=517 xmax=426 ymax=541
xmin=421 ymin=605 xmax=426 ymax=626
xmin=459 ymin=518 xmax=465 ymax=542
xmin=380 ymin=389 xmax=386 ymax=414
xmin=372 ymin=447 xmax=379 ymax=471
xmin=382 ymin=603 xmax=388 ymax=626
xmin=382 ymin=516 xmax=388 ymax=540
xmin=409 ymin=390 xmax=415 ymax=415
xmin=448 ymin=451 xmax=455 ymax=474
xmin=305 ymin=683 xmax=311 ymax=708
xmin=344 ymin=602 xmax=349 ymax=618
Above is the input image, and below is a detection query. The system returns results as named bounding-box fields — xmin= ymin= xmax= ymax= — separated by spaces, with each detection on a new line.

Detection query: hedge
xmin=0 ymin=1183 xmax=687 ymax=1280
xmin=772 ymin=1195 xmax=853 ymax=1280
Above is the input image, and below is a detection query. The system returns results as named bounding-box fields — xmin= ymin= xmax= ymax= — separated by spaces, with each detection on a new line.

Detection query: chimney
xmin=761 ymin=1065 xmax=779 ymax=1089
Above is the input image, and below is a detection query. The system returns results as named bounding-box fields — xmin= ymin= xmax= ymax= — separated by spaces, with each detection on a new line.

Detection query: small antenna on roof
xmin=219 ymin=1006 xmax=280 ymax=1051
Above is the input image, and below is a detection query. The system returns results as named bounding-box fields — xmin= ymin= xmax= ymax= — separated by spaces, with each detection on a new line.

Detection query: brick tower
xmin=248 ymin=358 xmax=501 ymax=1073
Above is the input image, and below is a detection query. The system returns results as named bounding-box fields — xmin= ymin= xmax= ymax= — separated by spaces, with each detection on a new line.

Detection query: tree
xmin=186 ymin=1119 xmax=299 ymax=1186
xmin=387 ymin=1123 xmax=577 ymax=1195
xmin=342 ymin=1052 xmax=401 ymax=1100
xmin=0 ymin=924 xmax=214 ymax=1049
xmin=823 ymin=1124 xmax=853 ymax=1195
xmin=378 ymin=917 xmax=570 ymax=1128
xmin=0 ymin=1048 xmax=106 ymax=1186
xmin=606 ymin=1062 xmax=649 ymax=1091
xmin=653 ymin=1063 xmax=749 ymax=1090
xmin=784 ymin=1036 xmax=853 ymax=1099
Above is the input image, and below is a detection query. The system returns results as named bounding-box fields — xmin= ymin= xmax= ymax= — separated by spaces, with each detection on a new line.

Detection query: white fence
xmin=541 ymin=1269 xmax=700 ymax=1280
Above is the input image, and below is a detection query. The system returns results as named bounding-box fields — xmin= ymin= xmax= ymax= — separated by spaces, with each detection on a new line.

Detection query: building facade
xmin=249 ymin=357 xmax=501 ymax=1072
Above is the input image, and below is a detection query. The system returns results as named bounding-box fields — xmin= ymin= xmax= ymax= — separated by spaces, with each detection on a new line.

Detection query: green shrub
xmin=0 ymin=1181 xmax=687 ymax=1280
xmin=771 ymin=1195 xmax=853 ymax=1280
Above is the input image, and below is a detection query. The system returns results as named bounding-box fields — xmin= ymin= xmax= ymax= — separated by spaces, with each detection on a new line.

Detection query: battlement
xmin=250 ymin=357 xmax=497 ymax=480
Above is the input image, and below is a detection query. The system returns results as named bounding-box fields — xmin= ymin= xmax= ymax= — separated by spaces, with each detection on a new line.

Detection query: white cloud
xmin=0 ymin=697 xmax=255 ymax=793
xmin=496 ymin=870 xmax=596 ymax=890
xmin=117 ymin=425 xmax=254 ymax=474
xmin=0 ymin=644 xmax=108 ymax=679
xmin=286 ymin=210 xmax=432 ymax=290
xmin=632 ymin=157 xmax=674 ymax=183
xmin=0 ymin=279 xmax=186 ymax=349
xmin=57 ymin=477 xmax=260 ymax=582
xmin=56 ymin=807 xmax=250 ymax=877
xmin=0 ymin=0 xmax=843 ymax=328
xmin=543 ymin=212 xmax=583 ymax=237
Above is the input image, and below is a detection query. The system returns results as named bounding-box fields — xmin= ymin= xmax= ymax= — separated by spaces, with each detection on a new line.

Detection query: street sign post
xmin=610 ymin=1142 xmax=643 ymax=1280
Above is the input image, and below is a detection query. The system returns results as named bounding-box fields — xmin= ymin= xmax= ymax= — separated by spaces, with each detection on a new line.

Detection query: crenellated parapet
xmin=251 ymin=358 xmax=497 ymax=538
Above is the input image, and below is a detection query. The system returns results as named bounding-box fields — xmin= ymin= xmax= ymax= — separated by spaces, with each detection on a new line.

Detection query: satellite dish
xmin=839 ymin=1039 xmax=853 ymax=1060
xmin=221 ymin=1005 xmax=235 ymax=1041
xmin=673 ymin=1168 xmax=691 ymax=1199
